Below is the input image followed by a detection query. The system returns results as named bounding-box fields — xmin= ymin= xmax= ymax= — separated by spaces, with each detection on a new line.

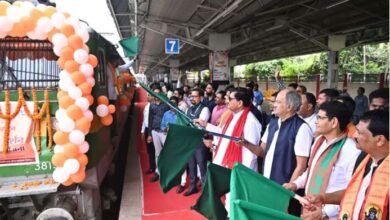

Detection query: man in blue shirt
xmin=160 ymin=96 xmax=179 ymax=132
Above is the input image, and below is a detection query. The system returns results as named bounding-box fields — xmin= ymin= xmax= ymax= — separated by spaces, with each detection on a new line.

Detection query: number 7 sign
xmin=165 ymin=38 xmax=180 ymax=54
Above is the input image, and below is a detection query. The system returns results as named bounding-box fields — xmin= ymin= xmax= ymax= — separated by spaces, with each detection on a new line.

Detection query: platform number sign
xmin=165 ymin=38 xmax=180 ymax=54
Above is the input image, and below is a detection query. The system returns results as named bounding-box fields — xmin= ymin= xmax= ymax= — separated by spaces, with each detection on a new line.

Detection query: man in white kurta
xmin=196 ymin=88 xmax=262 ymax=214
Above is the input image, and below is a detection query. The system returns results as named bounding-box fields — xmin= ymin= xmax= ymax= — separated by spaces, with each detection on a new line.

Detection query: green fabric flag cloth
xmin=230 ymin=163 xmax=295 ymax=215
xmin=119 ymin=37 xmax=139 ymax=57
xmin=139 ymin=83 xmax=192 ymax=126
xmin=158 ymin=124 xmax=205 ymax=193
xmin=192 ymin=163 xmax=232 ymax=220
xmin=231 ymin=200 xmax=301 ymax=220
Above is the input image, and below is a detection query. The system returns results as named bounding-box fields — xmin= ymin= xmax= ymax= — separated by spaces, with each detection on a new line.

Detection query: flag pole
xmin=294 ymin=194 xmax=309 ymax=205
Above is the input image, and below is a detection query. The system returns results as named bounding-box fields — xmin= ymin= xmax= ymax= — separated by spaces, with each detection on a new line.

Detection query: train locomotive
xmin=0 ymin=1 xmax=135 ymax=219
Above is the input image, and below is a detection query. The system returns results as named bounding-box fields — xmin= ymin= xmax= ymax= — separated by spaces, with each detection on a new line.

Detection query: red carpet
xmin=134 ymin=88 xmax=205 ymax=220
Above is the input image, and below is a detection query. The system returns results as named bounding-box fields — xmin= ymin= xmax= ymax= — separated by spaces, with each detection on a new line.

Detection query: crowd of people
xmin=140 ymin=72 xmax=389 ymax=220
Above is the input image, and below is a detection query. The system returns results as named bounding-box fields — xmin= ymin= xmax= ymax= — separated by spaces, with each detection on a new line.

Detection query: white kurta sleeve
xmin=294 ymin=123 xmax=313 ymax=157
xmin=293 ymin=170 xmax=308 ymax=189
xmin=242 ymin=113 xmax=262 ymax=169
xmin=199 ymin=107 xmax=211 ymax=121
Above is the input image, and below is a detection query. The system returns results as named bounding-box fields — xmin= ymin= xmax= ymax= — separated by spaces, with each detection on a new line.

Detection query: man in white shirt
xmin=141 ymin=93 xmax=156 ymax=174
xmin=283 ymin=101 xmax=361 ymax=220
xmin=299 ymin=92 xmax=317 ymax=134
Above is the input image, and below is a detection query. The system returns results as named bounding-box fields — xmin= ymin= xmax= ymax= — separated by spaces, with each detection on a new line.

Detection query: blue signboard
xmin=165 ymin=38 xmax=180 ymax=54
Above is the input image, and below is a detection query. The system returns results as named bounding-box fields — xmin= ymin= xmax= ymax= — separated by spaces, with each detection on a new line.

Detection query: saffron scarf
xmin=215 ymin=107 xmax=250 ymax=169
xmin=306 ymin=135 xmax=346 ymax=195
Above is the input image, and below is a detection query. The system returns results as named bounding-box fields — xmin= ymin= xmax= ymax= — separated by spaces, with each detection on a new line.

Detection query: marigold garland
xmin=0 ymin=87 xmax=52 ymax=154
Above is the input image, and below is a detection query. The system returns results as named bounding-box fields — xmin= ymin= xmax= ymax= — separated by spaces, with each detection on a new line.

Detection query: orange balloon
xmin=63 ymin=143 xmax=79 ymax=158
xmin=75 ymin=117 xmax=90 ymax=133
xmin=57 ymin=90 xmax=67 ymax=99
xmin=64 ymin=60 xmax=80 ymax=73
xmin=30 ymin=8 xmax=44 ymax=24
xmin=77 ymin=154 xmax=88 ymax=167
xmin=68 ymin=35 xmax=83 ymax=50
xmin=85 ymin=95 xmax=94 ymax=105
xmin=51 ymin=153 xmax=67 ymax=167
xmin=108 ymin=104 xmax=116 ymax=114
xmin=20 ymin=16 xmax=35 ymax=33
xmin=53 ymin=131 xmax=69 ymax=145
xmin=70 ymin=71 xmax=86 ymax=85
xmin=71 ymin=168 xmax=86 ymax=183
xmin=62 ymin=178 xmax=74 ymax=186
xmin=88 ymin=55 xmax=98 ymax=68
xmin=44 ymin=6 xmax=56 ymax=18
xmin=60 ymin=46 xmax=74 ymax=61
xmin=78 ymin=83 xmax=92 ymax=96
xmin=0 ymin=1 xmax=10 ymax=16
xmin=60 ymin=24 xmax=75 ymax=37
xmin=8 ymin=22 xmax=26 ymax=37
xmin=57 ymin=57 xmax=66 ymax=69
xmin=66 ymin=104 xmax=83 ymax=120
xmin=101 ymin=115 xmax=113 ymax=126
xmin=97 ymin=96 xmax=109 ymax=105
xmin=59 ymin=95 xmax=75 ymax=109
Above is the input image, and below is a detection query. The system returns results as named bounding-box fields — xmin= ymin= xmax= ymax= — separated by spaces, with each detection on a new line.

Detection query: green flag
xmin=119 ymin=37 xmax=139 ymax=57
xmin=231 ymin=200 xmax=301 ymax=220
xmin=158 ymin=124 xmax=205 ymax=193
xmin=230 ymin=163 xmax=295 ymax=215
xmin=192 ymin=163 xmax=232 ymax=220
xmin=139 ymin=83 xmax=193 ymax=126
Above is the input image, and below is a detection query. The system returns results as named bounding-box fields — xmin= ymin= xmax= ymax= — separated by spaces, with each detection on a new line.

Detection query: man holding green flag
xmin=283 ymin=101 xmax=361 ymax=220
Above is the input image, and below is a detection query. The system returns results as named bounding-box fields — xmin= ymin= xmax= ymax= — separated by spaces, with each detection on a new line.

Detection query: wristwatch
xmin=321 ymin=207 xmax=329 ymax=220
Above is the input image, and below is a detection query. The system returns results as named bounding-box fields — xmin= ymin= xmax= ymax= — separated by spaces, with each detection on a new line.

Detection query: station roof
xmin=107 ymin=0 xmax=389 ymax=74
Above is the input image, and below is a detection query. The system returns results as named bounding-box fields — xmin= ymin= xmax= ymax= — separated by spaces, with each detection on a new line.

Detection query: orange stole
xmin=338 ymin=155 xmax=389 ymax=220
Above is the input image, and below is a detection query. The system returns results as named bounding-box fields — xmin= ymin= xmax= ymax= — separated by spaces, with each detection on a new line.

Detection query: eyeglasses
xmin=316 ymin=115 xmax=329 ymax=120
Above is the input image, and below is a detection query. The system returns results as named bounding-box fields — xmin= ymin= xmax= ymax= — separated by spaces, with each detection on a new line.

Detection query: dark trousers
xmin=144 ymin=127 xmax=156 ymax=171
xmin=188 ymin=145 xmax=208 ymax=191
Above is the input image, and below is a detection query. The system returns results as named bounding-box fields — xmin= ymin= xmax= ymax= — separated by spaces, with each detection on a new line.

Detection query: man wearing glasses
xmin=283 ymin=101 xmax=361 ymax=220
xmin=183 ymin=88 xmax=210 ymax=196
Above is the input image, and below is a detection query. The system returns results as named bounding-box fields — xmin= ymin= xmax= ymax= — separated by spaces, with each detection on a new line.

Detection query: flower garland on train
xmin=0 ymin=1 xmax=115 ymax=186
xmin=0 ymin=88 xmax=53 ymax=153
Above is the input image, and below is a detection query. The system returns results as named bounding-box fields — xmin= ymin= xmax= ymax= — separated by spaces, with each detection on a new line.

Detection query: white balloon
xmin=63 ymin=159 xmax=80 ymax=174
xmin=83 ymin=110 xmax=93 ymax=122
xmin=55 ymin=108 xmax=67 ymax=120
xmin=79 ymin=63 xmax=93 ymax=77
xmin=73 ymin=49 xmax=88 ymax=64
xmin=7 ymin=5 xmax=22 ymax=23
xmin=86 ymin=77 xmax=95 ymax=87
xmin=58 ymin=79 xmax=75 ymax=92
xmin=58 ymin=118 xmax=75 ymax=133
xmin=54 ymin=145 xmax=65 ymax=154
xmin=96 ymin=104 xmax=109 ymax=117
xmin=68 ymin=86 xmax=82 ymax=100
xmin=52 ymin=33 xmax=68 ymax=49
xmin=59 ymin=70 xmax=71 ymax=80
xmin=52 ymin=167 xmax=70 ymax=183
xmin=33 ymin=29 xmax=48 ymax=40
xmin=82 ymin=44 xmax=89 ymax=53
xmin=69 ymin=130 xmax=85 ymax=145
xmin=0 ymin=32 xmax=6 ymax=38
xmin=78 ymin=141 xmax=89 ymax=154
xmin=37 ymin=17 xmax=53 ymax=33
xmin=66 ymin=16 xmax=80 ymax=29
xmin=75 ymin=97 xmax=89 ymax=111
xmin=0 ymin=17 xmax=14 ymax=33
xmin=36 ymin=4 xmax=47 ymax=12
xmin=77 ymin=28 xmax=89 ymax=43
xmin=53 ymin=46 xmax=61 ymax=56
xmin=51 ymin=12 xmax=66 ymax=29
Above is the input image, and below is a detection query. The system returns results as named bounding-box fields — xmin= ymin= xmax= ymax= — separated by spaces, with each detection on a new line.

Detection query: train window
xmin=0 ymin=37 xmax=60 ymax=90
xmin=96 ymin=49 xmax=107 ymax=88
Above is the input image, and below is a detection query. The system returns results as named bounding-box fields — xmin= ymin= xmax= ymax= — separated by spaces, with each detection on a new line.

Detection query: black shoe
xmin=176 ymin=185 xmax=185 ymax=194
xmin=145 ymin=169 xmax=154 ymax=175
xmin=183 ymin=188 xmax=198 ymax=196
xmin=150 ymin=174 xmax=159 ymax=182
